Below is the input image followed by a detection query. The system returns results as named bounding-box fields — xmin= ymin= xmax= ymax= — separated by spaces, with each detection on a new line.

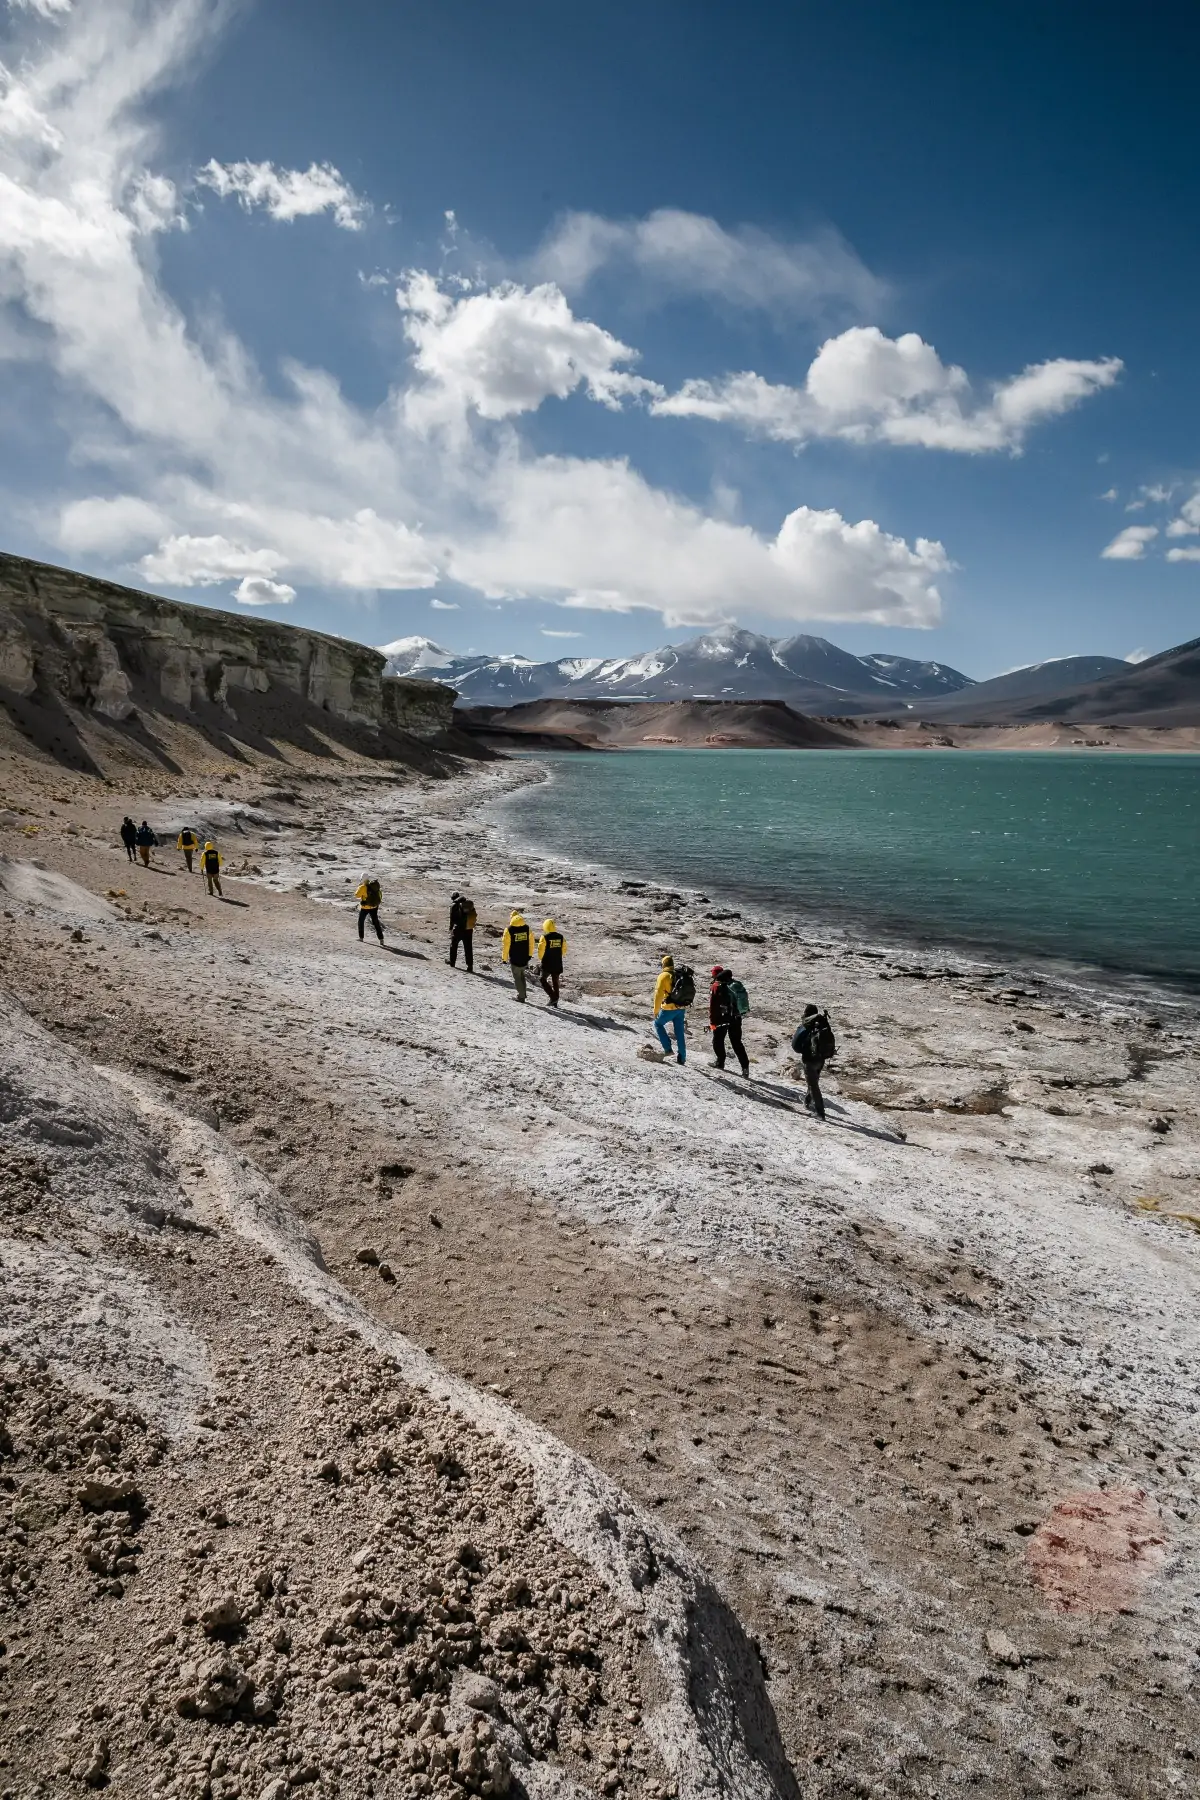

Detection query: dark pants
xmin=802 ymin=1056 xmax=826 ymax=1120
xmin=510 ymin=963 xmax=528 ymax=1001
xmin=124 ymin=842 xmax=136 ymax=862
xmin=540 ymin=964 xmax=560 ymax=1005
xmin=449 ymin=928 xmax=473 ymax=970
xmin=359 ymin=907 xmax=383 ymax=943
xmin=713 ymin=1017 xmax=749 ymax=1074
xmin=183 ymin=849 xmax=194 ymax=871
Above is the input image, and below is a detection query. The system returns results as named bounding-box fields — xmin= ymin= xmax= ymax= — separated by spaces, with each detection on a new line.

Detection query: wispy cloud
xmin=531 ymin=207 xmax=886 ymax=321
xmin=541 ymin=628 xmax=582 ymax=637
xmin=1101 ymin=525 xmax=1158 ymax=561
xmin=196 ymin=158 xmax=366 ymax=230
xmin=430 ymin=597 xmax=458 ymax=610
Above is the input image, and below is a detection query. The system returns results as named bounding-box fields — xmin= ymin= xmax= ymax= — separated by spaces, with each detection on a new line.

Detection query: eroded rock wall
xmin=0 ymin=551 xmax=457 ymax=742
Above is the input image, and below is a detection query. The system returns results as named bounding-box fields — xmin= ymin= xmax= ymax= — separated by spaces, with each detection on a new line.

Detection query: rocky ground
xmin=1 ymin=742 xmax=1198 ymax=1799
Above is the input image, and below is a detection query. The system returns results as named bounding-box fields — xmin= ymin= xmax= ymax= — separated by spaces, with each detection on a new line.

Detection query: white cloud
xmin=1165 ymin=546 xmax=1200 ymax=564
xmin=8 ymin=0 xmax=73 ymax=16
xmin=654 ymin=327 xmax=1122 ymax=453
xmin=1165 ymin=518 xmax=1197 ymax=537
xmin=430 ymin=597 xmax=458 ymax=610
xmin=541 ymin=628 xmax=581 ymax=637
xmin=533 ymin=208 xmax=885 ymax=319
xmin=1125 ymin=647 xmax=1152 ymax=662
xmin=1101 ymin=525 xmax=1158 ymax=561
xmin=233 ymin=575 xmax=295 ymax=606
xmin=197 ymin=158 xmax=365 ymax=229
xmin=1099 ymin=487 xmax=1118 ymax=501
xmin=0 ymin=0 xmax=950 ymax=638
xmin=397 ymin=273 xmax=660 ymax=428
xmin=1165 ymin=485 xmax=1200 ymax=538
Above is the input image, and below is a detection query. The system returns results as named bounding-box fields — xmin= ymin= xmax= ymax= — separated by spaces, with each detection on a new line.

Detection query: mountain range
xmin=380 ymin=628 xmax=1156 ymax=718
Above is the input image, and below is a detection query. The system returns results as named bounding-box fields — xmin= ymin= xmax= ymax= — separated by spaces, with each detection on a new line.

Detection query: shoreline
xmin=483 ymin=752 xmax=1200 ymax=1019
xmin=2 ymin=744 xmax=1199 ymax=1796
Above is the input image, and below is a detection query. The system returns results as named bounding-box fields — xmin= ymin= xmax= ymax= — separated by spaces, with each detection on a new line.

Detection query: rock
xmin=199 ymin=1591 xmax=246 ymax=1636
xmin=637 ymin=1045 xmax=669 ymax=1064
xmin=1149 ymin=1117 xmax=1172 ymax=1134
xmin=378 ymin=1262 xmax=396 ymax=1283
xmin=76 ymin=1475 xmax=141 ymax=1512
xmin=985 ymin=1628 xmax=1023 ymax=1667
xmin=429 ymin=1212 xmax=443 ymax=1228
xmin=327 ymin=1664 xmax=364 ymax=1692
xmin=80 ymin=1737 xmax=110 ymax=1788
xmin=458 ymin=1673 xmax=501 ymax=1715
xmin=259 ymin=1782 xmax=289 ymax=1800
xmin=1088 ymin=1163 xmax=1114 ymax=1176
xmin=318 ymin=1459 xmax=341 ymax=1483
xmin=355 ymin=1247 xmax=380 ymax=1266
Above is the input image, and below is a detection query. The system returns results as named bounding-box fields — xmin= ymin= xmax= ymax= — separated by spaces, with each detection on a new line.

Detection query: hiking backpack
xmin=667 ymin=965 xmax=696 ymax=1007
xmin=795 ymin=1010 xmax=836 ymax=1061
xmin=364 ymin=879 xmax=382 ymax=907
xmin=728 ymin=978 xmax=750 ymax=1018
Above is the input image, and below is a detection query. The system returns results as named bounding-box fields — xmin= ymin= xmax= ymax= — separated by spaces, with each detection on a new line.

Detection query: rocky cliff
xmin=0 ymin=552 xmax=479 ymax=774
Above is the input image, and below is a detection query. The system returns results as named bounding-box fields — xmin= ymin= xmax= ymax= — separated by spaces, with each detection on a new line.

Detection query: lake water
xmin=496 ymin=750 xmax=1200 ymax=994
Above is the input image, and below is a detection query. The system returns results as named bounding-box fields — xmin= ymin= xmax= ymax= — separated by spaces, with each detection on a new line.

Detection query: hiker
xmin=355 ymin=872 xmax=385 ymax=944
xmin=710 ymin=966 xmax=750 ymax=1076
xmin=134 ymin=820 xmax=156 ymax=867
xmin=200 ymin=840 xmax=223 ymax=897
xmin=501 ymin=909 xmax=532 ymax=1002
xmin=448 ymin=892 xmax=476 ymax=971
xmin=536 ymin=918 xmax=566 ymax=1007
xmin=177 ymin=825 xmax=199 ymax=873
xmin=653 ymin=953 xmax=694 ymax=1064
xmin=792 ymin=1003 xmax=836 ymax=1121
xmin=119 ymin=817 xmax=137 ymax=862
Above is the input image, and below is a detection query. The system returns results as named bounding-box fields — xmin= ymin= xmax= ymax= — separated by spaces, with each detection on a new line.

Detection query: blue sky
xmin=1 ymin=0 xmax=1197 ymax=679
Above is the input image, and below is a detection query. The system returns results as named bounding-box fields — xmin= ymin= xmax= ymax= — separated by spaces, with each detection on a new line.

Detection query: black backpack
xmin=794 ymin=1011 xmax=836 ymax=1061
xmin=364 ymin=879 xmax=382 ymax=907
xmin=668 ymin=965 xmax=696 ymax=1007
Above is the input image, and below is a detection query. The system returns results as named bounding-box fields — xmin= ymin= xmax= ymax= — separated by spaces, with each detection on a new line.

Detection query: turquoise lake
xmin=496 ymin=750 xmax=1200 ymax=993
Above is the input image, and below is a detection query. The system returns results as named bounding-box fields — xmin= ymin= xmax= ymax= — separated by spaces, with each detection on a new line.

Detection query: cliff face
xmin=0 ymin=552 xmax=472 ymax=771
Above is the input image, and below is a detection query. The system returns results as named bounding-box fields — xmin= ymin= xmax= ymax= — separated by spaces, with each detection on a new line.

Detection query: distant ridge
xmin=381 ymin=627 xmax=973 ymax=713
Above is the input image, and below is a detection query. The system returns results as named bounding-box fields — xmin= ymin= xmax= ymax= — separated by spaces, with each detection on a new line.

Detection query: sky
xmin=0 ymin=0 xmax=1197 ymax=679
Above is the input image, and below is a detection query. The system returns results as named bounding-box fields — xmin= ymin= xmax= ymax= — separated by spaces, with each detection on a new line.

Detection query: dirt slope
xmin=457 ymin=701 xmax=855 ymax=751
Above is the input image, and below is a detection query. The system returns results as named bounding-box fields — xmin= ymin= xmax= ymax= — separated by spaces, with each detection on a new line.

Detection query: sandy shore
xmin=2 ymin=746 xmax=1198 ymax=1797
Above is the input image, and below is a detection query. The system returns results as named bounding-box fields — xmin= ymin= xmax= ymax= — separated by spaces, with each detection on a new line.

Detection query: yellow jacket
xmin=536 ymin=922 xmax=566 ymax=961
xmin=501 ymin=913 xmax=532 ymax=962
xmin=177 ymin=829 xmax=198 ymax=850
xmin=654 ymin=969 xmax=682 ymax=1014
xmin=355 ymin=880 xmax=382 ymax=909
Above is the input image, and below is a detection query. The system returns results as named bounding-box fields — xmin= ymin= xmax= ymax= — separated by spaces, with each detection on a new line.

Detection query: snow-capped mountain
xmin=380 ymin=628 xmax=975 ymax=712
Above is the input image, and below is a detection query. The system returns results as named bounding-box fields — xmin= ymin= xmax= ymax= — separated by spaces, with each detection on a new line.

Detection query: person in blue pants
xmin=652 ymin=954 xmax=689 ymax=1063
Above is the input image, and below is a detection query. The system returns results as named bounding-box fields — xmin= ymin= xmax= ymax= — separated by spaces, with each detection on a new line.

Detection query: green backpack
xmin=728 ymin=978 xmax=750 ymax=1017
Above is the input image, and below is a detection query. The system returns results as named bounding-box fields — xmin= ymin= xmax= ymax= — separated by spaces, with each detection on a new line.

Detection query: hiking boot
xmin=676 ymin=1054 xmax=685 ymax=1065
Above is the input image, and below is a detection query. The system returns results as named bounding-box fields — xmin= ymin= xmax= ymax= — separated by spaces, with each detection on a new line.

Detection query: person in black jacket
xmin=448 ymin=892 xmax=475 ymax=971
xmin=119 ymin=817 xmax=137 ymax=862
xmin=792 ymin=1003 xmax=830 ymax=1120
xmin=134 ymin=820 xmax=156 ymax=867
xmin=709 ymin=967 xmax=749 ymax=1075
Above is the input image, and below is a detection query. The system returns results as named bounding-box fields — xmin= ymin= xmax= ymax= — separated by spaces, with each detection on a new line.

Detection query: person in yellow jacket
xmin=200 ymin=840 xmax=223 ymax=897
xmin=653 ymin=952 xmax=691 ymax=1064
xmin=177 ymin=826 xmax=199 ymax=872
xmin=354 ymin=872 xmax=385 ymax=944
xmin=501 ymin=910 xmax=533 ymax=1002
xmin=536 ymin=918 xmax=566 ymax=1007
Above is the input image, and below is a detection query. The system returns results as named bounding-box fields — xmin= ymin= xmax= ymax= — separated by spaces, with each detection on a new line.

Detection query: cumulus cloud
xmin=234 ymin=575 xmax=295 ymax=606
xmin=1165 ymin=485 xmax=1200 ymax=538
xmin=1101 ymin=525 xmax=1158 ymax=561
xmin=1165 ymin=546 xmax=1200 ymax=564
xmin=197 ymin=158 xmax=366 ymax=229
xmin=0 ymin=0 xmax=948 ymax=635
xmin=397 ymin=273 xmax=661 ymax=427
xmin=532 ymin=208 xmax=885 ymax=320
xmin=655 ymin=327 xmax=1122 ymax=453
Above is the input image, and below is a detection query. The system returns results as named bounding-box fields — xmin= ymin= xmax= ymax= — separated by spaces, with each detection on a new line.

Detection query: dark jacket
xmin=709 ymin=979 xmax=736 ymax=1029
xmin=120 ymin=819 xmax=137 ymax=846
xmin=135 ymin=823 xmax=156 ymax=847
xmin=792 ymin=1017 xmax=829 ymax=1065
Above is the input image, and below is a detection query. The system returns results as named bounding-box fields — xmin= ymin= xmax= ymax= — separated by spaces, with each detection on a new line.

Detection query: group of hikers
xmin=118 ymin=817 xmax=225 ymax=896
xmin=357 ymin=877 xmax=835 ymax=1116
xmin=115 ymin=816 xmax=834 ymax=1115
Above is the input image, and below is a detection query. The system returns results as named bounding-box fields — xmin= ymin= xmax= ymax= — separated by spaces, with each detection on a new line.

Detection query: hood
xmin=509 ymin=911 xmax=526 ymax=925
xmin=543 ymin=918 xmax=556 ymax=932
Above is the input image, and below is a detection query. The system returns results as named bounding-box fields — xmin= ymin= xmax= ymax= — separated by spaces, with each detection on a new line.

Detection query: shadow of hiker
xmin=216 ymin=896 xmax=250 ymax=908
xmin=376 ymin=944 xmax=428 ymax=960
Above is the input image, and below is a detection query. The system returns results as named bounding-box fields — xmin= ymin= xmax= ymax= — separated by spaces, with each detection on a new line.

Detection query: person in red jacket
xmin=709 ymin=966 xmax=749 ymax=1076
